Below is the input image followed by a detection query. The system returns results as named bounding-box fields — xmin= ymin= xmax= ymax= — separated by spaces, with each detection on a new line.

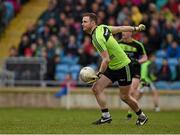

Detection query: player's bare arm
xmin=97 ymin=51 xmax=110 ymax=77
xmin=111 ymin=24 xmax=146 ymax=34
xmin=138 ymin=54 xmax=148 ymax=64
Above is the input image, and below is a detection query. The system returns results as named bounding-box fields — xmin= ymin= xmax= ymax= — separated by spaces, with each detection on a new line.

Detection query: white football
xmin=79 ymin=67 xmax=96 ymax=83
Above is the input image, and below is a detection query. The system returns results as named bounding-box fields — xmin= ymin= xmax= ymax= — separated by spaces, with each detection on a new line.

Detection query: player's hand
xmin=135 ymin=24 xmax=146 ymax=31
xmin=86 ymin=71 xmax=103 ymax=84
xmin=96 ymin=71 xmax=103 ymax=78
xmin=86 ymin=75 xmax=99 ymax=84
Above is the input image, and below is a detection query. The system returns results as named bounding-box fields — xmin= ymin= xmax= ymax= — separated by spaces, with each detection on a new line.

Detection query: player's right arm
xmin=92 ymin=30 xmax=110 ymax=76
xmin=98 ymin=51 xmax=110 ymax=76
xmin=138 ymin=54 xmax=148 ymax=64
xmin=108 ymin=24 xmax=146 ymax=34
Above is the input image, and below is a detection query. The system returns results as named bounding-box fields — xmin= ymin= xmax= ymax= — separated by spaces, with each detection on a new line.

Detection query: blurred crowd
xmin=8 ymin=0 xmax=180 ymax=82
xmin=0 ymin=0 xmax=29 ymax=35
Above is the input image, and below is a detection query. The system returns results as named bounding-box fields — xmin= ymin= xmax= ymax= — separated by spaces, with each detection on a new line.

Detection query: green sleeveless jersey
xmin=141 ymin=60 xmax=157 ymax=83
xmin=91 ymin=24 xmax=130 ymax=70
xmin=141 ymin=60 xmax=152 ymax=83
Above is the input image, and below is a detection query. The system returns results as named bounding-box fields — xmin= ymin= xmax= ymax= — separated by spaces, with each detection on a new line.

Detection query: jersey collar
xmin=91 ymin=26 xmax=97 ymax=35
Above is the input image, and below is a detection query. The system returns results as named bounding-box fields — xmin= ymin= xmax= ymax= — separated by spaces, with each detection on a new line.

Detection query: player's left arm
xmin=109 ymin=24 xmax=146 ymax=34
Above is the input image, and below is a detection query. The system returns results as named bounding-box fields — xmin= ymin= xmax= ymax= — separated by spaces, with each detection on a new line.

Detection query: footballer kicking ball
xmin=79 ymin=66 xmax=97 ymax=83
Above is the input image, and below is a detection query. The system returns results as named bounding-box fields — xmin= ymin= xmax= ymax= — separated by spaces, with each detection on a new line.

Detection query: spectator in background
xmin=97 ymin=10 xmax=106 ymax=24
xmin=23 ymin=23 xmax=37 ymax=44
xmin=139 ymin=0 xmax=149 ymax=13
xmin=167 ymin=41 xmax=180 ymax=59
xmin=66 ymin=35 xmax=78 ymax=55
xmin=117 ymin=7 xmax=130 ymax=25
xmin=36 ymin=37 xmax=45 ymax=57
xmin=61 ymin=73 xmax=76 ymax=87
xmin=41 ymin=25 xmax=50 ymax=43
xmin=24 ymin=43 xmax=37 ymax=57
xmin=46 ymin=54 xmax=60 ymax=81
xmin=147 ymin=26 xmax=161 ymax=53
xmin=9 ymin=46 xmax=18 ymax=57
xmin=0 ymin=1 xmax=6 ymax=34
xmin=164 ymin=0 xmax=179 ymax=15
xmin=50 ymin=35 xmax=62 ymax=55
xmin=18 ymin=35 xmax=30 ymax=56
xmin=162 ymin=20 xmax=179 ymax=41
xmin=4 ymin=1 xmax=14 ymax=25
xmin=131 ymin=6 xmax=142 ymax=25
xmin=140 ymin=13 xmax=151 ymax=31
xmin=161 ymin=33 xmax=174 ymax=49
xmin=58 ymin=26 xmax=69 ymax=47
xmin=47 ymin=18 xmax=59 ymax=35
xmin=82 ymin=35 xmax=94 ymax=56
xmin=46 ymin=41 xmax=55 ymax=59
xmin=158 ymin=59 xmax=171 ymax=81
xmin=38 ymin=0 xmax=59 ymax=25
xmin=6 ymin=0 xmax=21 ymax=14
xmin=77 ymin=48 xmax=88 ymax=67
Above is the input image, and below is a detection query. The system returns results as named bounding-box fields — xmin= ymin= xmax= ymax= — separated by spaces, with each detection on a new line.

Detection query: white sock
xmin=102 ymin=112 xmax=110 ymax=118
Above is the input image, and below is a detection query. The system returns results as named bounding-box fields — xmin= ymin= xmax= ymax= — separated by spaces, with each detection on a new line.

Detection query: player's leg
xmin=137 ymin=86 xmax=145 ymax=101
xmin=127 ymin=78 xmax=140 ymax=119
xmin=119 ymin=85 xmax=148 ymax=126
xmin=118 ymin=63 xmax=148 ymax=126
xmin=136 ymin=80 xmax=148 ymax=100
xmin=91 ymin=74 xmax=112 ymax=125
xmin=131 ymin=78 xmax=141 ymax=99
xmin=150 ymin=83 xmax=160 ymax=112
xmin=119 ymin=85 xmax=140 ymax=112
xmin=126 ymin=62 xmax=141 ymax=119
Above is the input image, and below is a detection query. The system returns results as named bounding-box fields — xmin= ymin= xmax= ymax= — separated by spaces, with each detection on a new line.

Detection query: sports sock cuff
xmin=101 ymin=108 xmax=109 ymax=113
xmin=136 ymin=109 xmax=142 ymax=115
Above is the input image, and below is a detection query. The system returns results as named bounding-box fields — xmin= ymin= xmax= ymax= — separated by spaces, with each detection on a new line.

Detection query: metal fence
xmin=1 ymin=57 xmax=47 ymax=86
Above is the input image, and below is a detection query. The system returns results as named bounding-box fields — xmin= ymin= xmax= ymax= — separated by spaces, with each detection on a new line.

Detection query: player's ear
xmin=91 ymin=20 xmax=96 ymax=25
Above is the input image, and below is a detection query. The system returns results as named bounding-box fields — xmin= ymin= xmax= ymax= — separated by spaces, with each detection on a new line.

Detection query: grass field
xmin=0 ymin=108 xmax=180 ymax=134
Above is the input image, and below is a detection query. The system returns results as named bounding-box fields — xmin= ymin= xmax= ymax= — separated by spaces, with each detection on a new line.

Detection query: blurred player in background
xmin=118 ymin=31 xmax=148 ymax=120
xmin=138 ymin=54 xmax=160 ymax=112
xmin=82 ymin=12 xmax=148 ymax=126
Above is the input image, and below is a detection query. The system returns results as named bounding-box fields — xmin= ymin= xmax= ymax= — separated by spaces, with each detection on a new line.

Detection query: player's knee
xmin=120 ymin=94 xmax=130 ymax=102
xmin=131 ymin=83 xmax=139 ymax=91
xmin=92 ymin=84 xmax=101 ymax=95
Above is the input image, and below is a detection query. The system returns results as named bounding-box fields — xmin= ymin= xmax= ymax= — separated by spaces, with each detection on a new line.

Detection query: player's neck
xmin=90 ymin=25 xmax=97 ymax=35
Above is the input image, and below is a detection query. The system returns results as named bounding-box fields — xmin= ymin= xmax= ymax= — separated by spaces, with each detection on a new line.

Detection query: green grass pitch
xmin=0 ymin=108 xmax=180 ymax=134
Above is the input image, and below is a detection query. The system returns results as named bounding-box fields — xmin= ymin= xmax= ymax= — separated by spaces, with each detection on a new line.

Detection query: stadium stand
xmin=0 ymin=0 xmax=29 ymax=36
xmin=0 ymin=0 xmax=180 ymax=89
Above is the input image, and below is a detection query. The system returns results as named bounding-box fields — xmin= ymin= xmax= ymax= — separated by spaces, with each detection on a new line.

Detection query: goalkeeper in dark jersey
xmin=118 ymin=31 xmax=148 ymax=120
xmin=82 ymin=12 xmax=148 ymax=126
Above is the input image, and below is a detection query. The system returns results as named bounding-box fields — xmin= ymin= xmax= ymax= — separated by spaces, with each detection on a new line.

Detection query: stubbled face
xmin=122 ymin=31 xmax=132 ymax=40
xmin=82 ymin=16 xmax=93 ymax=33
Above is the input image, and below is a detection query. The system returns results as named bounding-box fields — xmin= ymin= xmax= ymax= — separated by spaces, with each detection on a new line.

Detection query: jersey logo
xmin=103 ymin=27 xmax=110 ymax=41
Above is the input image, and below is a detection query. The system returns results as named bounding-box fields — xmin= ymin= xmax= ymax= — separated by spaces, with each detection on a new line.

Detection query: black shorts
xmin=131 ymin=61 xmax=141 ymax=79
xmin=104 ymin=63 xmax=133 ymax=86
